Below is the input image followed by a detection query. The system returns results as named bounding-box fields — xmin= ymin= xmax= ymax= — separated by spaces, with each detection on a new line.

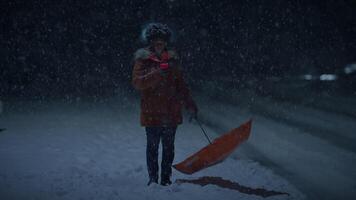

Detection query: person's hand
xmin=159 ymin=62 xmax=170 ymax=76
xmin=188 ymin=108 xmax=198 ymax=123
xmin=160 ymin=62 xmax=169 ymax=70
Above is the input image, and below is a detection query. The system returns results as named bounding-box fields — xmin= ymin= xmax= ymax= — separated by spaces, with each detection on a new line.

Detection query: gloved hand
xmin=188 ymin=107 xmax=198 ymax=123
xmin=188 ymin=111 xmax=198 ymax=123
xmin=160 ymin=62 xmax=169 ymax=70
xmin=159 ymin=62 xmax=170 ymax=76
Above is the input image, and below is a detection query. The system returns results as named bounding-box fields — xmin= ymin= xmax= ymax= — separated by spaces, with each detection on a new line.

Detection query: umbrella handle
xmin=194 ymin=117 xmax=212 ymax=144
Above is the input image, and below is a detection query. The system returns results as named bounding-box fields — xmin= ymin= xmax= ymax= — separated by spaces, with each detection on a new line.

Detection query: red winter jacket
xmin=132 ymin=47 xmax=198 ymax=127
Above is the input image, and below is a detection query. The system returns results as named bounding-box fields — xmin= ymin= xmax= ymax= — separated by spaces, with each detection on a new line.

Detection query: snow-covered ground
xmin=0 ymin=96 xmax=304 ymax=200
xmin=193 ymin=86 xmax=356 ymax=200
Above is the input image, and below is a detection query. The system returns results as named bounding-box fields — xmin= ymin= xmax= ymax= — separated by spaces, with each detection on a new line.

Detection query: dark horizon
xmin=1 ymin=0 xmax=355 ymax=98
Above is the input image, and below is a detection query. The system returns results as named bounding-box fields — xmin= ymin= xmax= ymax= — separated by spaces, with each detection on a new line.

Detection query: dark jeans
xmin=145 ymin=126 xmax=177 ymax=181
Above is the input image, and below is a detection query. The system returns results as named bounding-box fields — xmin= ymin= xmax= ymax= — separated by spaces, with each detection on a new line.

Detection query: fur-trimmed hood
xmin=134 ymin=47 xmax=178 ymax=61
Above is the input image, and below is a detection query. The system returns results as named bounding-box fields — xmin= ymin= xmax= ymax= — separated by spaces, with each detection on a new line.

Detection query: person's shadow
xmin=176 ymin=176 xmax=289 ymax=198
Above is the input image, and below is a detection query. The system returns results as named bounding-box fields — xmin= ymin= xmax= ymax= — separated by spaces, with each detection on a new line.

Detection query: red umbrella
xmin=173 ymin=119 xmax=252 ymax=174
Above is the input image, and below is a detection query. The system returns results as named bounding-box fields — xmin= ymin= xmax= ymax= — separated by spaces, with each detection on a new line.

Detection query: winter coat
xmin=132 ymin=47 xmax=198 ymax=127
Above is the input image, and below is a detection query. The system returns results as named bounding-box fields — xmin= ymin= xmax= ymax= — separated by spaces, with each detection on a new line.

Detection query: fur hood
xmin=134 ymin=47 xmax=178 ymax=61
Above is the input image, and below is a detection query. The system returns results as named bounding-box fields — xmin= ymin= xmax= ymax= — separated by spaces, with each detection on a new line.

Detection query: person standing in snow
xmin=132 ymin=23 xmax=198 ymax=186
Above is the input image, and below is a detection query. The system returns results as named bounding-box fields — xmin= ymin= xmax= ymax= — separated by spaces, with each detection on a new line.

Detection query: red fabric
xmin=159 ymin=63 xmax=169 ymax=70
xmin=132 ymin=48 xmax=198 ymax=127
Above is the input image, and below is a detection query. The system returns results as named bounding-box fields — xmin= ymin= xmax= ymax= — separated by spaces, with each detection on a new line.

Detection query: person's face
xmin=152 ymin=39 xmax=167 ymax=54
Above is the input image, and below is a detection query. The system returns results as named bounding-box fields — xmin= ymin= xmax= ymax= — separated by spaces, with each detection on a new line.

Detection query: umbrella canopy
xmin=173 ymin=119 xmax=252 ymax=174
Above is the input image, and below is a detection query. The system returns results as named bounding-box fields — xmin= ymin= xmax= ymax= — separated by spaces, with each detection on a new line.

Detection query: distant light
xmin=303 ymin=74 xmax=313 ymax=80
xmin=344 ymin=63 xmax=356 ymax=74
xmin=320 ymin=74 xmax=337 ymax=81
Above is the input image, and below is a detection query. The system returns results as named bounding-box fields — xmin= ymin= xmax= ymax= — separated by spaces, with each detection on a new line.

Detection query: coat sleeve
xmin=176 ymin=67 xmax=198 ymax=113
xmin=132 ymin=59 xmax=164 ymax=91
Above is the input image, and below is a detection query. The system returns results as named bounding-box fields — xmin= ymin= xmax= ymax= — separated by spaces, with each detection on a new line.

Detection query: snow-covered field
xmin=0 ymin=96 xmax=304 ymax=200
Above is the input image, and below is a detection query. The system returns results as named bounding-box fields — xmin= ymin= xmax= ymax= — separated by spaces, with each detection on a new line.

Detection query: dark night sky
xmin=1 ymin=0 xmax=355 ymax=98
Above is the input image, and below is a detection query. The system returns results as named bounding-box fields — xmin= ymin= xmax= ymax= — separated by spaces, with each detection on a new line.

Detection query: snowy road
xmin=0 ymin=97 xmax=303 ymax=200
xmin=194 ymin=89 xmax=356 ymax=200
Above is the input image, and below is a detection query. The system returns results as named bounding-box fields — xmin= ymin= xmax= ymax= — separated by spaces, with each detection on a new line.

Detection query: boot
xmin=147 ymin=177 xmax=158 ymax=186
xmin=160 ymin=176 xmax=172 ymax=186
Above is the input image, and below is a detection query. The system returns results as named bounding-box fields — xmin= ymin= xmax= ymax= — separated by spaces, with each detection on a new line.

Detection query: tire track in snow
xmin=247 ymin=102 xmax=356 ymax=154
xmin=196 ymin=113 xmax=316 ymax=200
xmin=197 ymin=87 xmax=356 ymax=154
xmin=195 ymin=93 xmax=356 ymax=200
